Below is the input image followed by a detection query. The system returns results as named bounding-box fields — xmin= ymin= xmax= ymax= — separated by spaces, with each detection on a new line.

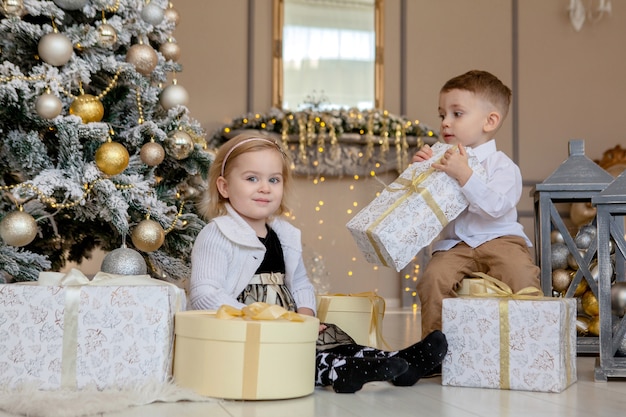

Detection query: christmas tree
xmin=0 ymin=0 xmax=212 ymax=283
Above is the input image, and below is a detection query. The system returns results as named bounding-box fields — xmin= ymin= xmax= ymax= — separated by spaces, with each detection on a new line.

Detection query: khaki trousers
xmin=416 ymin=236 xmax=541 ymax=338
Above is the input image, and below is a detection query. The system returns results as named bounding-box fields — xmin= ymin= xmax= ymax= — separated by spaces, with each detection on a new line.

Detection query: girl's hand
xmin=412 ymin=144 xmax=433 ymax=163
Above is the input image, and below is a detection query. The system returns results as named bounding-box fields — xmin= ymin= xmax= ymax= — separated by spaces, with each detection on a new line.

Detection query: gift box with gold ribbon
xmin=173 ymin=302 xmax=319 ymax=400
xmin=442 ymin=273 xmax=577 ymax=393
xmin=316 ymin=292 xmax=389 ymax=349
xmin=0 ymin=268 xmax=185 ymax=390
xmin=346 ymin=142 xmax=487 ymax=271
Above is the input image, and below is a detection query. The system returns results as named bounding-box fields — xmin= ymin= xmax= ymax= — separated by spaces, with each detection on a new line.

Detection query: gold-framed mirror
xmin=272 ymin=0 xmax=384 ymax=111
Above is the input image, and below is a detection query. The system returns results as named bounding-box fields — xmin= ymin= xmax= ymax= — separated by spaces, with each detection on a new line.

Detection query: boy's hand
xmin=431 ymin=144 xmax=473 ymax=186
xmin=412 ymin=144 xmax=433 ymax=162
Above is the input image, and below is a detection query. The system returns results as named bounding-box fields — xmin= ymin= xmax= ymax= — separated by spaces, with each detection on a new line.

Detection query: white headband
xmin=220 ymin=137 xmax=281 ymax=176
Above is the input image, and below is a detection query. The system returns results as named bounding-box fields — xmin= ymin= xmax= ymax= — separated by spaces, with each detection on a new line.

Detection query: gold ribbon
xmin=215 ymin=302 xmax=305 ymax=398
xmin=365 ymin=152 xmax=452 ymax=267
xmin=317 ymin=292 xmax=391 ymax=350
xmin=216 ymin=302 xmax=304 ymax=322
xmin=466 ymin=272 xmax=573 ymax=390
xmin=33 ymin=268 xmax=185 ymax=389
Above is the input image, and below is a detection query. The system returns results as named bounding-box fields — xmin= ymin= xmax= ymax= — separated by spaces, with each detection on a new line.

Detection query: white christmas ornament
xmin=141 ymin=2 xmax=164 ymax=26
xmin=35 ymin=92 xmax=63 ymax=119
xmin=160 ymin=83 xmax=189 ymax=110
xmin=38 ymin=32 xmax=73 ymax=66
xmin=52 ymin=0 xmax=87 ymax=10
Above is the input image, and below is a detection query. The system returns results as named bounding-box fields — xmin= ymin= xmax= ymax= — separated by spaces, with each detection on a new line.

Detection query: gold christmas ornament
xmin=566 ymin=249 xmax=585 ymax=270
xmin=550 ymin=230 xmax=565 ymax=244
xmin=164 ymin=6 xmax=180 ymax=25
xmin=38 ymin=32 xmax=73 ymax=66
xmin=140 ymin=141 xmax=165 ymax=166
xmin=69 ymin=94 xmax=104 ymax=123
xmin=159 ymin=40 xmax=181 ymax=62
xmin=35 ymin=92 xmax=63 ymax=119
xmin=96 ymin=23 xmax=117 ymax=48
xmin=126 ymin=43 xmax=158 ymax=76
xmin=141 ymin=2 xmax=165 ymax=25
xmin=160 ymin=83 xmax=189 ymax=110
xmin=0 ymin=210 xmax=38 ymax=247
xmin=581 ymin=290 xmax=599 ymax=316
xmin=131 ymin=218 xmax=165 ymax=252
xmin=165 ymin=130 xmax=194 ymax=160
xmin=570 ymin=202 xmax=596 ymax=227
xmin=95 ymin=141 xmax=129 ymax=176
xmin=573 ymin=278 xmax=588 ymax=297
xmin=551 ymin=268 xmax=573 ymax=293
xmin=588 ymin=315 xmax=600 ymax=336
xmin=101 ymin=245 xmax=147 ymax=275
xmin=1 ymin=0 xmax=25 ymax=17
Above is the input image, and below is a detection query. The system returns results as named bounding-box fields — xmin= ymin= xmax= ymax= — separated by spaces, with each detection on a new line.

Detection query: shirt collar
xmin=469 ymin=139 xmax=497 ymax=162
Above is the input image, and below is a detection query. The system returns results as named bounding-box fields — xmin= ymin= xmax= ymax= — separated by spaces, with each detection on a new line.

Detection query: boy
xmin=413 ymin=70 xmax=541 ymax=341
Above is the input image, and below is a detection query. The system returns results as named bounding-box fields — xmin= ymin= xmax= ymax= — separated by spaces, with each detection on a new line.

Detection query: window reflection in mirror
xmin=273 ymin=0 xmax=383 ymax=111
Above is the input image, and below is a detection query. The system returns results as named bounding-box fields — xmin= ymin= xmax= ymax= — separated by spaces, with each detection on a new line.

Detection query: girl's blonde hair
xmin=198 ymin=132 xmax=293 ymax=220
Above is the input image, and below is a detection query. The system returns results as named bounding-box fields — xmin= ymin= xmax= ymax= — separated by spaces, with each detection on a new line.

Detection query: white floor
xmin=5 ymin=309 xmax=626 ymax=417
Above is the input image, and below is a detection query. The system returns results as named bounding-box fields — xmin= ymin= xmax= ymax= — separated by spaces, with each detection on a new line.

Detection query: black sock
xmin=331 ymin=356 xmax=408 ymax=393
xmin=391 ymin=330 xmax=448 ymax=386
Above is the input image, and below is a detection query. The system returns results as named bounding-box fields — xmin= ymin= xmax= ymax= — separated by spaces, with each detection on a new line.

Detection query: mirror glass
xmin=273 ymin=0 xmax=383 ymax=111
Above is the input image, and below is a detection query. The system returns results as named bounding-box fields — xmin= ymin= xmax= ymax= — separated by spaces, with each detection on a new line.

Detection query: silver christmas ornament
xmin=52 ymin=0 xmax=87 ymax=10
xmin=550 ymin=230 xmax=565 ymax=244
xmin=140 ymin=141 xmax=165 ymax=166
xmin=575 ymin=229 xmax=594 ymax=249
xmin=612 ymin=282 xmax=626 ymax=317
xmin=101 ymin=246 xmax=148 ymax=275
xmin=126 ymin=43 xmax=158 ymax=76
xmin=165 ymin=130 xmax=194 ymax=160
xmin=35 ymin=92 xmax=62 ymax=119
xmin=97 ymin=23 xmax=117 ymax=48
xmin=141 ymin=2 xmax=165 ymax=26
xmin=160 ymin=83 xmax=189 ymax=110
xmin=159 ymin=40 xmax=181 ymax=62
xmin=38 ymin=32 xmax=73 ymax=66
xmin=550 ymin=242 xmax=570 ymax=270
xmin=0 ymin=210 xmax=38 ymax=247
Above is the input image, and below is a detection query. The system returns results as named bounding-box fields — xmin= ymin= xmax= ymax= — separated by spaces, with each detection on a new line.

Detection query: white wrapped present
xmin=346 ymin=142 xmax=486 ymax=271
xmin=441 ymin=277 xmax=576 ymax=393
xmin=0 ymin=268 xmax=185 ymax=390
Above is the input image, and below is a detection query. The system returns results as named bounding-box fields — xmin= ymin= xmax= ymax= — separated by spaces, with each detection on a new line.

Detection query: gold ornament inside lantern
xmin=581 ymin=289 xmax=600 ymax=316
xmin=69 ymin=94 xmax=104 ymax=123
xmin=131 ymin=218 xmax=165 ymax=252
xmin=95 ymin=141 xmax=129 ymax=176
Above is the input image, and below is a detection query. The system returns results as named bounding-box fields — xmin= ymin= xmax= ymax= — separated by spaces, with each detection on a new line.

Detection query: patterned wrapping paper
xmin=0 ymin=271 xmax=185 ymax=390
xmin=346 ymin=142 xmax=487 ymax=271
xmin=441 ymin=297 xmax=577 ymax=393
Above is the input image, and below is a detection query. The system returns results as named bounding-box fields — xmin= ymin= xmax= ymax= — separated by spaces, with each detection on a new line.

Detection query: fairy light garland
xmin=58 ymin=67 xmax=122 ymax=101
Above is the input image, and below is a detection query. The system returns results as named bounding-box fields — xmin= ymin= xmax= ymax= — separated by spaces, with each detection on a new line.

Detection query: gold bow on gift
xmin=216 ymin=302 xmax=304 ymax=322
xmin=468 ymin=272 xmax=542 ymax=298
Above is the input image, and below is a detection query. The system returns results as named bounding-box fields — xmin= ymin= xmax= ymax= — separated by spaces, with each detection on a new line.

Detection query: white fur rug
xmin=0 ymin=380 xmax=213 ymax=417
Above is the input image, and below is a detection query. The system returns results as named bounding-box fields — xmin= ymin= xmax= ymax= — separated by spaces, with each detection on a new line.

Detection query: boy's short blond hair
xmin=441 ymin=70 xmax=512 ymax=119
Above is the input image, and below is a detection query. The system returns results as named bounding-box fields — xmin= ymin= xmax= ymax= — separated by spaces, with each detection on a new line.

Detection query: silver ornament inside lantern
xmin=165 ymin=130 xmax=194 ymax=160
xmin=38 ymin=32 xmax=73 ymax=66
xmin=35 ymin=92 xmax=63 ymax=119
xmin=101 ymin=245 xmax=148 ymax=275
xmin=160 ymin=82 xmax=189 ymax=110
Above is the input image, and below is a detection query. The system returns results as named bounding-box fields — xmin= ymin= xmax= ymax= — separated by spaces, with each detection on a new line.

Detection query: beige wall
xmin=164 ymin=0 xmax=625 ymax=306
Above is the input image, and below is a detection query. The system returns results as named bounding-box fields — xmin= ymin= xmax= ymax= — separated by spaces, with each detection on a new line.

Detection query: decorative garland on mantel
xmin=209 ymin=107 xmax=439 ymax=177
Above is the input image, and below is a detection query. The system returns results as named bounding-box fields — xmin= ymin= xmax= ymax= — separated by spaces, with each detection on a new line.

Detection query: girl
xmin=190 ymin=132 xmax=447 ymax=393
